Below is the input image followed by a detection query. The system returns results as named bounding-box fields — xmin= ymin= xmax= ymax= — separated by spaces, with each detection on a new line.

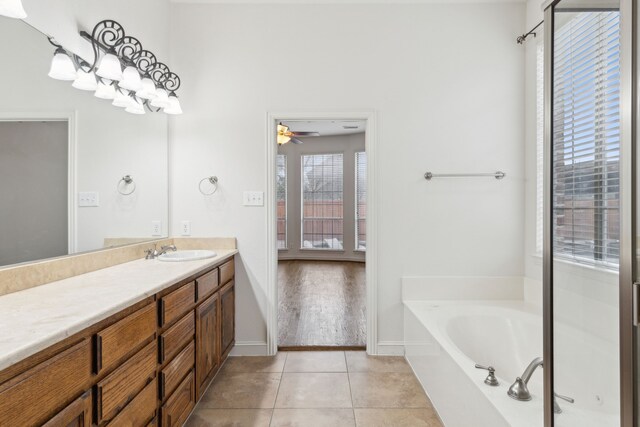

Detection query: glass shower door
xmin=548 ymin=1 xmax=622 ymax=426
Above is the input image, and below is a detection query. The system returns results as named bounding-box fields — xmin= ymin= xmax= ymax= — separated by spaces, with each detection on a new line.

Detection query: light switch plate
xmin=243 ymin=191 xmax=264 ymax=206
xmin=78 ymin=192 xmax=99 ymax=207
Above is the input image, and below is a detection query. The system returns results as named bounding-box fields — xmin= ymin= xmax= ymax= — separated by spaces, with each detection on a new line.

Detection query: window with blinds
xmin=552 ymin=10 xmax=620 ymax=267
xmin=276 ymin=154 xmax=287 ymax=249
xmin=355 ymin=151 xmax=367 ymax=250
xmin=301 ymin=153 xmax=344 ymax=250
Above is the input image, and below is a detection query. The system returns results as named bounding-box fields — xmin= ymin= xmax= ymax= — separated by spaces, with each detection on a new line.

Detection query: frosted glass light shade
xmin=48 ymin=49 xmax=76 ymax=81
xmin=96 ymin=52 xmax=123 ymax=81
xmin=150 ymin=87 xmax=170 ymax=108
xmin=125 ymin=98 xmax=146 ymax=115
xmin=95 ymin=80 xmax=116 ymax=100
xmin=72 ymin=69 xmax=98 ymax=91
xmin=164 ymin=93 xmax=182 ymax=115
xmin=0 ymin=0 xmax=27 ymax=19
xmin=119 ymin=66 xmax=142 ymax=91
xmin=136 ymin=77 xmax=157 ymax=100
xmin=112 ymin=89 xmax=134 ymax=108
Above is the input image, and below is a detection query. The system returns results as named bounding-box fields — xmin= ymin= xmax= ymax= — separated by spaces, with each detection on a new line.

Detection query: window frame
xmin=354 ymin=150 xmax=367 ymax=252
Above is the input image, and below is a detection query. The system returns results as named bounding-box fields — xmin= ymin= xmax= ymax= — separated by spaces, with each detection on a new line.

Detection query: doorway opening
xmin=267 ymin=114 xmax=376 ymax=353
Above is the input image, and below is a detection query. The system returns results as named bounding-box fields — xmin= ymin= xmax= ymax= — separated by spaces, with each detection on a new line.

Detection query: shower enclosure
xmin=543 ymin=0 xmax=635 ymax=425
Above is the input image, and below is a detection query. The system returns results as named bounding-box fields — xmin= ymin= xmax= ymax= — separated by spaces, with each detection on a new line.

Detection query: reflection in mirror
xmin=0 ymin=17 xmax=168 ymax=268
xmin=551 ymin=0 xmax=620 ymax=425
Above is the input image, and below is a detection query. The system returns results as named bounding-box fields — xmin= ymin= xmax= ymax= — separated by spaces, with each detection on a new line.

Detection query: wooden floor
xmin=278 ymin=260 xmax=366 ymax=348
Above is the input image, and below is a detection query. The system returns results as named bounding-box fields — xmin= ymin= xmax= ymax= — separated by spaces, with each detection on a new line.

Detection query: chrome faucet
xmin=144 ymin=244 xmax=177 ymax=259
xmin=508 ymin=357 xmax=543 ymax=401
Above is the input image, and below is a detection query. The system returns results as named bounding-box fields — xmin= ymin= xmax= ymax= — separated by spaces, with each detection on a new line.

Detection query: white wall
xmin=168 ymin=2 xmax=526 ymax=351
xmin=0 ymin=1 xmax=171 ymax=254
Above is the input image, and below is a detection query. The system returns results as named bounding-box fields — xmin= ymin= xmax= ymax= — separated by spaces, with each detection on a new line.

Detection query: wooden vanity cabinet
xmin=196 ymin=292 xmax=220 ymax=396
xmin=0 ymin=255 xmax=235 ymax=427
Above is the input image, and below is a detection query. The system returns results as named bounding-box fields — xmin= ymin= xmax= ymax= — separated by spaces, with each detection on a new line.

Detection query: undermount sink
xmin=157 ymin=250 xmax=217 ymax=262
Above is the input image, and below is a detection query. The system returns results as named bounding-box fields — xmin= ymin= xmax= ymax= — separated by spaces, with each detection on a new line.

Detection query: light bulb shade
xmin=112 ymin=89 xmax=134 ymax=108
xmin=96 ymin=52 xmax=123 ymax=81
xmin=119 ymin=66 xmax=142 ymax=91
xmin=72 ymin=69 xmax=98 ymax=91
xmin=48 ymin=49 xmax=76 ymax=81
xmin=95 ymin=80 xmax=116 ymax=100
xmin=150 ymin=87 xmax=170 ymax=108
xmin=0 ymin=0 xmax=27 ymax=19
xmin=125 ymin=98 xmax=146 ymax=115
xmin=136 ymin=77 xmax=157 ymax=100
xmin=163 ymin=93 xmax=182 ymax=115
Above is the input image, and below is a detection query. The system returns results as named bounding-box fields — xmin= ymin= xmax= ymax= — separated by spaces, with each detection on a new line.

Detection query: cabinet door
xmin=42 ymin=390 xmax=91 ymax=427
xmin=196 ymin=293 xmax=219 ymax=397
xmin=220 ymin=280 xmax=235 ymax=359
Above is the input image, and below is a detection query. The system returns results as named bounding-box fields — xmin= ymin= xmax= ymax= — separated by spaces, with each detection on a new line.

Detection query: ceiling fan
xmin=277 ymin=123 xmax=319 ymax=145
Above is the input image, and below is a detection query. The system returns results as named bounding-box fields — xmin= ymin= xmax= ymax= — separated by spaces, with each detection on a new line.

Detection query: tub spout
xmin=508 ymin=357 xmax=543 ymax=401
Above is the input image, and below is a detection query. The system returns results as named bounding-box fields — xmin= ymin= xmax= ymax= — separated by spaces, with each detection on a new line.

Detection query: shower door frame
xmin=542 ymin=0 xmax=636 ymax=426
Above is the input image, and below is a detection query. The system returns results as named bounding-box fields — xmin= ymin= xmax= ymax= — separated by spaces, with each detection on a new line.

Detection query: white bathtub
xmin=403 ymin=300 xmax=618 ymax=427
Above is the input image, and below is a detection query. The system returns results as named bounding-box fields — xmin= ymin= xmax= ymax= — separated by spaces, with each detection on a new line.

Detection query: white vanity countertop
xmin=0 ymin=249 xmax=238 ymax=372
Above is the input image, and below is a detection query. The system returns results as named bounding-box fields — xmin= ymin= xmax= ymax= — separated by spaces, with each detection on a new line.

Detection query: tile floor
xmin=186 ymin=351 xmax=443 ymax=427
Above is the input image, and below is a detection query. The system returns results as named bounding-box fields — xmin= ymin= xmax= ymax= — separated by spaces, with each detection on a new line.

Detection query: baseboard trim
xmin=229 ymin=341 xmax=268 ymax=356
xmin=376 ymin=341 xmax=405 ymax=356
xmin=278 ymin=345 xmax=366 ymax=352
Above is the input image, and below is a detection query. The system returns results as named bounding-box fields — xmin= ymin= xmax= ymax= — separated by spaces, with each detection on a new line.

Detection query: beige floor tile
xmin=270 ymin=408 xmax=356 ymax=427
xmin=349 ymin=372 xmax=431 ymax=408
xmin=222 ymin=353 xmax=287 ymax=373
xmin=354 ymin=408 xmax=443 ymax=427
xmin=283 ymin=351 xmax=347 ymax=372
xmin=275 ymin=373 xmax=352 ymax=408
xmin=199 ymin=372 xmax=281 ymax=409
xmin=185 ymin=408 xmax=272 ymax=427
xmin=345 ymin=352 xmax=412 ymax=373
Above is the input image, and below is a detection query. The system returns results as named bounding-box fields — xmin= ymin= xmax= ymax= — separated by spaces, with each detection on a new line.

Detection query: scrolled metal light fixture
xmin=46 ymin=19 xmax=182 ymax=115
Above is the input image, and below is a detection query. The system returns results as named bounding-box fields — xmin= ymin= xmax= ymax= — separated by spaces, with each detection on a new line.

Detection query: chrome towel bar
xmin=424 ymin=171 xmax=506 ymax=181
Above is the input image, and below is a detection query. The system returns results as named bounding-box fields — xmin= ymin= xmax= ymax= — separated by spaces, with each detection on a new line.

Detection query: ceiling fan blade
xmin=291 ymin=137 xmax=304 ymax=144
xmin=291 ymin=131 xmax=320 ymax=137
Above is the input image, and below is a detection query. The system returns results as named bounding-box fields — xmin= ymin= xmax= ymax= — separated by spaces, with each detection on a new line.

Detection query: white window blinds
xmin=552 ymin=10 xmax=620 ymax=267
xmin=536 ymin=35 xmax=545 ymax=255
xmin=355 ymin=152 xmax=367 ymax=250
xmin=276 ymin=154 xmax=287 ymax=249
xmin=301 ymin=153 xmax=344 ymax=250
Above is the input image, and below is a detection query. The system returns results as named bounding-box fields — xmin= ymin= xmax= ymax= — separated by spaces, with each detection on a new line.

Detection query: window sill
xmin=531 ymin=253 xmax=618 ymax=278
xmin=299 ymin=248 xmax=346 ymax=252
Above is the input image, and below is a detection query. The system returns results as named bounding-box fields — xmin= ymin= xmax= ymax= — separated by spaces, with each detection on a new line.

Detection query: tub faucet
xmin=508 ymin=357 xmax=543 ymax=401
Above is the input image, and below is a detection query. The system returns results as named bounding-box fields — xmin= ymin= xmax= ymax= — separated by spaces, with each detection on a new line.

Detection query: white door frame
xmin=266 ymin=111 xmax=378 ymax=355
xmin=0 ymin=112 xmax=77 ymax=253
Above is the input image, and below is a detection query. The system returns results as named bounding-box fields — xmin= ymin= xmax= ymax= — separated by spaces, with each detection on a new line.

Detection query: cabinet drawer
xmin=0 ymin=338 xmax=92 ymax=427
xmin=161 ymin=370 xmax=196 ymax=427
xmin=42 ymin=390 xmax=92 ymax=427
xmin=196 ymin=268 xmax=218 ymax=301
xmin=107 ymin=378 xmax=157 ymax=427
xmin=96 ymin=341 xmax=156 ymax=424
xmin=160 ymin=282 xmax=195 ymax=327
xmin=219 ymin=259 xmax=234 ymax=285
xmin=159 ymin=311 xmax=195 ymax=364
xmin=160 ymin=341 xmax=195 ymax=400
xmin=96 ymin=303 xmax=156 ymax=373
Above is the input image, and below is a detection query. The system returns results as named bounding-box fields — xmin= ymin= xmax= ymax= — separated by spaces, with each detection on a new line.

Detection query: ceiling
xmin=281 ymin=120 xmax=366 ymax=137
xmin=172 ymin=0 xmax=524 ymax=3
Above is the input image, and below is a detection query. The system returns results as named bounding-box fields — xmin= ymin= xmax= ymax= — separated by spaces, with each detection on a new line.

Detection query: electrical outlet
xmin=151 ymin=220 xmax=162 ymax=236
xmin=243 ymin=191 xmax=264 ymax=206
xmin=78 ymin=192 xmax=99 ymax=207
xmin=181 ymin=220 xmax=191 ymax=236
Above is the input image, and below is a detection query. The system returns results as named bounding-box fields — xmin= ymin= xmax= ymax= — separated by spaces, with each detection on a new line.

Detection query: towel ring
xmin=199 ymin=176 xmax=219 ymax=196
xmin=118 ymin=175 xmax=136 ymax=196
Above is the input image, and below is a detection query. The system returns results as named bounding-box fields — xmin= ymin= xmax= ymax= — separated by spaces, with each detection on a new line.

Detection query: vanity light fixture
xmin=48 ymin=47 xmax=77 ymax=81
xmin=0 ymin=0 xmax=27 ymax=19
xmin=45 ymin=19 xmax=182 ymax=115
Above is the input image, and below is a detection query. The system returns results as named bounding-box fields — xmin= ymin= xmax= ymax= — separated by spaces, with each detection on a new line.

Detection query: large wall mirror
xmin=0 ymin=17 xmax=168 ymax=268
